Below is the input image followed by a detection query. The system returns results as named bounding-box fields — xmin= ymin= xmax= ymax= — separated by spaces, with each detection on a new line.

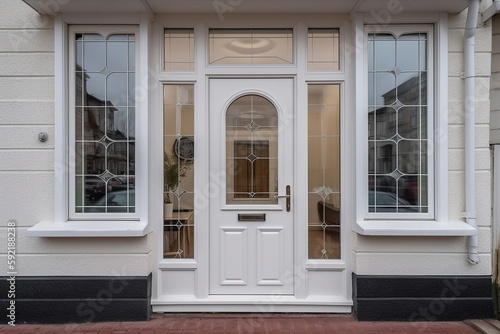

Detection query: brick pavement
xmin=0 ymin=314 xmax=480 ymax=333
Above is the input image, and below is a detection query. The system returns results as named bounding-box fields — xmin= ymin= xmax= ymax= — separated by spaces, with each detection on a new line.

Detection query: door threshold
xmin=152 ymin=296 xmax=353 ymax=313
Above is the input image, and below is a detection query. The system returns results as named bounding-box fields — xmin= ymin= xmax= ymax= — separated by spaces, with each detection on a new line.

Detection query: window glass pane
xmin=106 ymin=41 xmax=128 ymax=72
xmin=106 ymin=73 xmax=128 ymax=106
xmin=74 ymin=33 xmax=136 ymax=214
xmin=164 ymin=84 xmax=195 ymax=259
xmin=83 ymin=41 xmax=105 ymax=72
xmin=226 ymin=95 xmax=279 ymax=204
xmin=308 ymin=84 xmax=341 ymax=259
xmin=368 ymin=33 xmax=428 ymax=213
xmin=308 ymin=28 xmax=340 ymax=71
xmin=164 ymin=29 xmax=195 ymax=72
xmin=209 ymin=29 xmax=293 ymax=65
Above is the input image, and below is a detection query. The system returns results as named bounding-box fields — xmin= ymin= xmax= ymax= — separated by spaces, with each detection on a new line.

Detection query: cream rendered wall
xmin=491 ymin=15 xmax=500 ymax=144
xmin=0 ymin=0 xmax=152 ymax=277
xmin=353 ymin=7 xmax=492 ymax=276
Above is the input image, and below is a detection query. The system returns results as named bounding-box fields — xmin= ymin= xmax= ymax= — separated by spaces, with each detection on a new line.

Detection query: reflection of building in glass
xmin=76 ymin=65 xmax=135 ymax=177
xmin=75 ymin=59 xmax=136 ymax=212
xmin=368 ymin=74 xmax=427 ymax=207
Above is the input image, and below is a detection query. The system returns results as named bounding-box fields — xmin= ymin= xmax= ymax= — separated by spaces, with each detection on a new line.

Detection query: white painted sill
xmin=353 ymin=220 xmax=476 ymax=236
xmin=27 ymin=220 xmax=149 ymax=237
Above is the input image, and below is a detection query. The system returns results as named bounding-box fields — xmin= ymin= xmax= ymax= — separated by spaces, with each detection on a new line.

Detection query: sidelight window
xmin=163 ymin=84 xmax=195 ymax=258
xmin=308 ymin=84 xmax=341 ymax=259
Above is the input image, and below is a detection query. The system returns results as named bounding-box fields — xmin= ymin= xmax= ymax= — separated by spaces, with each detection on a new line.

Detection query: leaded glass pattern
xmin=209 ymin=29 xmax=293 ymax=65
xmin=308 ymin=84 xmax=340 ymax=259
xmin=74 ymin=33 xmax=136 ymax=214
xmin=368 ymin=33 xmax=428 ymax=213
xmin=308 ymin=28 xmax=340 ymax=71
xmin=164 ymin=29 xmax=195 ymax=72
xmin=226 ymin=95 xmax=279 ymax=205
xmin=164 ymin=85 xmax=195 ymax=258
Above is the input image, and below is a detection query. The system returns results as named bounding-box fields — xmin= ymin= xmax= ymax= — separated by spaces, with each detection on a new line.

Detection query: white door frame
xmin=151 ymin=14 xmax=354 ymax=312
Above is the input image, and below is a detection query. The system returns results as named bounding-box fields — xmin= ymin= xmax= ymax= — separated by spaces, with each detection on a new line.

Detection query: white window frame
xmin=68 ymin=25 xmax=140 ymax=221
xmin=352 ymin=13 xmax=475 ymax=236
xmin=27 ymin=14 xmax=151 ymax=237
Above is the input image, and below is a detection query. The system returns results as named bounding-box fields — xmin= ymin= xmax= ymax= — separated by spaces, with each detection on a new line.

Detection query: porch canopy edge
xmin=22 ymin=0 xmax=470 ymax=16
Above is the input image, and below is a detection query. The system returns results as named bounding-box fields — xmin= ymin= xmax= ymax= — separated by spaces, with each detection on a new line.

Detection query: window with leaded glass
xmin=71 ymin=29 xmax=137 ymax=217
xmin=163 ymin=84 xmax=195 ymax=258
xmin=226 ymin=95 xmax=279 ymax=205
xmin=367 ymin=28 xmax=432 ymax=215
xmin=308 ymin=84 xmax=341 ymax=259
xmin=164 ymin=29 xmax=195 ymax=71
xmin=308 ymin=28 xmax=340 ymax=71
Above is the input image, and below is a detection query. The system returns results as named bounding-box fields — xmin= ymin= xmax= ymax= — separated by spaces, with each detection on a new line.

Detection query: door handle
xmin=274 ymin=185 xmax=291 ymax=212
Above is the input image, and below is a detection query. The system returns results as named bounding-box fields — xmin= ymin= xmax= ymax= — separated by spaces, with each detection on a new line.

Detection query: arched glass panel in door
xmin=226 ymin=95 xmax=278 ymax=205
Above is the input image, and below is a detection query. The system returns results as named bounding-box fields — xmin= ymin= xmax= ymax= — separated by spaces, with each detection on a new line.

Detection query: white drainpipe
xmin=464 ymin=0 xmax=480 ymax=264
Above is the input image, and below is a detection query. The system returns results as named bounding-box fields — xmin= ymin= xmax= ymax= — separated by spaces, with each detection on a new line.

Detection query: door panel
xmin=220 ymin=227 xmax=248 ymax=285
xmin=209 ymin=78 xmax=294 ymax=295
xmin=256 ymin=227 xmax=284 ymax=285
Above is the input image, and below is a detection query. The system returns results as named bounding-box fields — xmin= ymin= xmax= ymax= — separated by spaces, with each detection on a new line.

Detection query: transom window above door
xmin=164 ymin=29 xmax=194 ymax=72
xmin=209 ymin=29 xmax=293 ymax=65
xmin=163 ymin=27 xmax=342 ymax=69
xmin=308 ymin=28 xmax=340 ymax=71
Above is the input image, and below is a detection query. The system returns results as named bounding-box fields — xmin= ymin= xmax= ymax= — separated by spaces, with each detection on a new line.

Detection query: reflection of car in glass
xmin=84 ymin=176 xmax=110 ymax=200
xmin=85 ymin=190 xmax=135 ymax=213
xmin=368 ymin=190 xmax=417 ymax=212
xmin=109 ymin=176 xmax=135 ymax=192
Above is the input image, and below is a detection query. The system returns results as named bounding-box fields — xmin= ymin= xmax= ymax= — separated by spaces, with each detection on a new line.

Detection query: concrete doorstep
xmin=465 ymin=319 xmax=500 ymax=334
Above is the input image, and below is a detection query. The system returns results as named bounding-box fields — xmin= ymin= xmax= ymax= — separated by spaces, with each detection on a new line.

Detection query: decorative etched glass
xmin=368 ymin=33 xmax=428 ymax=213
xmin=209 ymin=29 xmax=293 ymax=65
xmin=308 ymin=84 xmax=341 ymax=259
xmin=226 ymin=95 xmax=278 ymax=204
xmin=74 ymin=33 xmax=136 ymax=213
xmin=164 ymin=85 xmax=195 ymax=258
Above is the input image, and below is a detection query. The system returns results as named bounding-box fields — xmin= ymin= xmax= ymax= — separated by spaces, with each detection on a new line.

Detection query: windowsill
xmin=27 ymin=220 xmax=149 ymax=237
xmin=353 ymin=220 xmax=476 ymax=236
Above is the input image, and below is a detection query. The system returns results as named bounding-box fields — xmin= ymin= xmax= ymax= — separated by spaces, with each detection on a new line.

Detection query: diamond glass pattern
xmin=163 ymin=85 xmax=195 ymax=259
xmin=226 ymin=95 xmax=278 ymax=204
xmin=75 ymin=33 xmax=136 ymax=214
xmin=308 ymin=84 xmax=341 ymax=260
xmin=244 ymin=121 xmax=260 ymax=132
xmin=368 ymin=33 xmax=428 ymax=213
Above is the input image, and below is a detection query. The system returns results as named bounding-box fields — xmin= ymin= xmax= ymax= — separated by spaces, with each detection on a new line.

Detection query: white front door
xmin=209 ymin=78 xmax=294 ymax=295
